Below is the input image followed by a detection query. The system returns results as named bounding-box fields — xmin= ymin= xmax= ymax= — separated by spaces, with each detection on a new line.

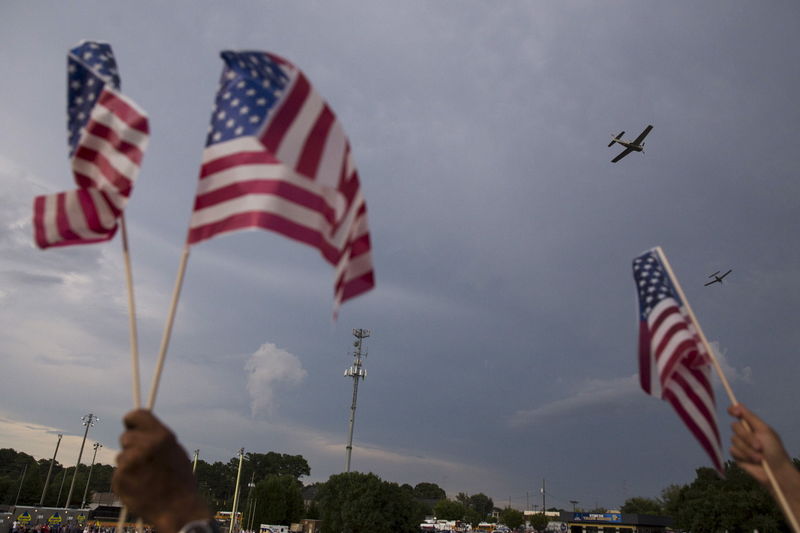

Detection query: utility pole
xmin=249 ymin=499 xmax=258 ymax=531
xmin=344 ymin=328 xmax=370 ymax=472
xmin=570 ymin=500 xmax=579 ymax=513
xmin=229 ymin=448 xmax=245 ymax=533
xmin=81 ymin=443 xmax=102 ymax=508
xmin=541 ymin=479 xmax=545 ymax=513
xmin=66 ymin=413 xmax=98 ymax=509
xmin=243 ymin=473 xmax=255 ymax=532
xmin=40 ymin=433 xmax=63 ymax=506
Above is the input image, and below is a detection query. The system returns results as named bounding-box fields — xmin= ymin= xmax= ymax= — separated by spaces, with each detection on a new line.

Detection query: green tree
xmin=659 ymin=483 xmax=683 ymax=519
xmin=240 ymin=452 xmax=310 ymax=483
xmin=499 ymin=507 xmax=524 ymax=529
xmin=317 ymin=472 xmax=418 ymax=533
xmin=413 ymin=482 xmax=446 ymax=501
xmin=468 ymin=493 xmax=494 ymax=517
xmin=528 ymin=513 xmax=549 ymax=531
xmin=668 ymin=462 xmax=787 ymax=532
xmin=463 ymin=508 xmax=483 ymax=527
xmin=251 ymin=475 xmax=304 ymax=526
xmin=434 ymin=499 xmax=466 ymax=520
xmin=620 ymin=496 xmax=662 ymax=515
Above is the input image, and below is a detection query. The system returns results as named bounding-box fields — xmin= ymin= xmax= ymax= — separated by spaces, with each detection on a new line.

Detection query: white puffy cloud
xmin=245 ymin=343 xmax=307 ymax=416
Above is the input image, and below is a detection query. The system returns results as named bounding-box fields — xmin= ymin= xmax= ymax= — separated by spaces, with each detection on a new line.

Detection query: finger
xmin=123 ymin=409 xmax=164 ymax=431
xmin=731 ymin=433 xmax=763 ymax=463
xmin=734 ymin=404 xmax=769 ymax=433
xmin=738 ymin=462 xmax=770 ymax=486
xmin=731 ymin=420 xmax=763 ymax=451
xmin=119 ymin=430 xmax=138 ymax=450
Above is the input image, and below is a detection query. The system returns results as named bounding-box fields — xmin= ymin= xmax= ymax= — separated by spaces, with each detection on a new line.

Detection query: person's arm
xmin=729 ymin=404 xmax=800 ymax=521
xmin=112 ymin=410 xmax=212 ymax=533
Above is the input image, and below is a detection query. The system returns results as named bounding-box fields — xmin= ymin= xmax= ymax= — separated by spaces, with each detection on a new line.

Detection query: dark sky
xmin=1 ymin=1 xmax=799 ymax=512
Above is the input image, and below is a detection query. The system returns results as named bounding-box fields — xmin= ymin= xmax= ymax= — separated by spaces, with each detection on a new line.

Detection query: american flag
xmin=33 ymin=41 xmax=149 ymax=248
xmin=633 ymin=248 xmax=724 ymax=474
xmin=188 ymin=51 xmax=375 ymax=311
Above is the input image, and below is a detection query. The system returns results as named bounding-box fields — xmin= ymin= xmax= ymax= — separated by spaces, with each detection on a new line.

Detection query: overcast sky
xmin=2 ymin=1 xmax=799 ymax=512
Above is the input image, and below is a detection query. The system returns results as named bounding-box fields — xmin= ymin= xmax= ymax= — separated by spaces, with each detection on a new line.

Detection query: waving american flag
xmin=33 ymin=41 xmax=149 ymax=248
xmin=633 ymin=247 xmax=724 ymax=474
xmin=188 ymin=51 xmax=374 ymax=312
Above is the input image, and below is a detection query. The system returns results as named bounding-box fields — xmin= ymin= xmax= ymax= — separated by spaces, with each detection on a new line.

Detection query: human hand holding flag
xmin=634 ymin=246 xmax=800 ymax=531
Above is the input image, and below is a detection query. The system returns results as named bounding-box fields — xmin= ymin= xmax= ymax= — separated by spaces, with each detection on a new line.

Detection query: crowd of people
xmin=8 ymin=523 xmax=135 ymax=533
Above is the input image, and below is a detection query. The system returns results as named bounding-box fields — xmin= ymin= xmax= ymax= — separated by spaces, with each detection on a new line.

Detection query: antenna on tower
xmin=344 ymin=328 xmax=370 ymax=472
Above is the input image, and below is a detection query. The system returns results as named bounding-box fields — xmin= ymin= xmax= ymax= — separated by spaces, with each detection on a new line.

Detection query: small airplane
xmin=704 ymin=269 xmax=732 ymax=286
xmin=609 ymin=124 xmax=653 ymax=163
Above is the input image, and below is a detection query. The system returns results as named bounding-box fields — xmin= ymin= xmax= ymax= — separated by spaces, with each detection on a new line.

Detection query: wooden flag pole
xmin=655 ymin=246 xmax=799 ymax=533
xmin=118 ymin=216 xmax=142 ymax=533
xmin=654 ymin=247 xmax=736 ymax=403
xmin=146 ymin=245 xmax=191 ymax=410
xmin=120 ymin=215 xmax=142 ymax=409
xmin=115 ymin=247 xmax=190 ymax=533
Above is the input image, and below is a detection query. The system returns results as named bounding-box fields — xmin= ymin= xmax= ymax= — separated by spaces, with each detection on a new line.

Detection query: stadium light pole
xmin=344 ymin=329 xmax=370 ymax=472
xmin=65 ymin=413 xmax=98 ymax=509
xmin=55 ymin=468 xmax=68 ymax=507
xmin=40 ymin=433 xmax=63 ymax=506
xmin=14 ymin=464 xmax=28 ymax=506
xmin=81 ymin=442 xmax=102 ymax=508
xmin=229 ymin=448 xmax=245 ymax=533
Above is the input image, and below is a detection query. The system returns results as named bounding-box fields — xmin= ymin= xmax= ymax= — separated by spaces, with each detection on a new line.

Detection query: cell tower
xmin=344 ymin=328 xmax=370 ymax=472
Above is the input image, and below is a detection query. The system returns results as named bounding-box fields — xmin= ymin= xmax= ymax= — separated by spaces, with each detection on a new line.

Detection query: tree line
xmin=1 ymin=447 xmax=504 ymax=532
xmin=0 ymin=448 xmax=114 ymax=508
xmin=620 ymin=459 xmax=799 ymax=532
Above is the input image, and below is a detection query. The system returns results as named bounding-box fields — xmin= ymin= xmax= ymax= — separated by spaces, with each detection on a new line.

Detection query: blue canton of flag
xmin=206 ymin=51 xmax=290 ymax=146
xmin=633 ymin=251 xmax=680 ymax=319
xmin=68 ymin=41 xmax=121 ymax=155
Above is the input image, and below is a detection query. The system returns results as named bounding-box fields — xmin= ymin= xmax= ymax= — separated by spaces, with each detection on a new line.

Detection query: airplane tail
xmin=608 ymin=131 xmax=624 ymax=147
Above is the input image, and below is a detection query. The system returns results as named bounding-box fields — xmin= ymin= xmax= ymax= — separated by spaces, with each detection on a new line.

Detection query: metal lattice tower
xmin=344 ymin=328 xmax=370 ymax=472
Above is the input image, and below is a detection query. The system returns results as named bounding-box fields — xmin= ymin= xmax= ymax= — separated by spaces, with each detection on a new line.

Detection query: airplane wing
xmin=632 ymin=125 xmax=653 ymax=145
xmin=611 ymin=147 xmax=634 ymax=163
xmin=704 ymin=279 xmax=720 ymax=286
xmin=720 ymin=269 xmax=732 ymax=279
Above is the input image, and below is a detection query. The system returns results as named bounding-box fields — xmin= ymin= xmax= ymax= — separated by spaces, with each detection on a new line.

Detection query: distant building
xmin=548 ymin=511 xmax=672 ymax=533
xmin=91 ymin=492 xmax=122 ymax=507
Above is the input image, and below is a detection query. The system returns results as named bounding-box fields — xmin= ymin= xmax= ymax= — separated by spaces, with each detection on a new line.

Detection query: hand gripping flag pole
xmin=144 ymin=50 xmax=375 ymax=409
xmin=635 ymin=246 xmax=798 ymax=532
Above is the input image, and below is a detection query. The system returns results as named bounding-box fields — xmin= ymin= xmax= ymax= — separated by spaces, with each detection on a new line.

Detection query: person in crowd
xmin=112 ymin=410 xmax=216 ymax=533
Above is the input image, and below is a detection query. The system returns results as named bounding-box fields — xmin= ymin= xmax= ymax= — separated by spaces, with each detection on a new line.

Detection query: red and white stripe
xmin=188 ymin=57 xmax=374 ymax=311
xmin=640 ymin=297 xmax=724 ymax=474
xmin=33 ymin=88 xmax=149 ymax=248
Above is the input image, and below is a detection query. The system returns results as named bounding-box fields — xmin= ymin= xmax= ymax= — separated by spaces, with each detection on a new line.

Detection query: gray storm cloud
xmin=245 ymin=343 xmax=307 ymax=416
